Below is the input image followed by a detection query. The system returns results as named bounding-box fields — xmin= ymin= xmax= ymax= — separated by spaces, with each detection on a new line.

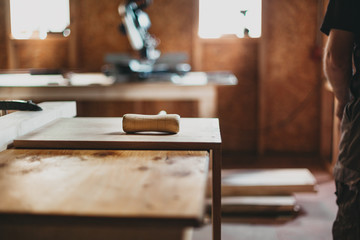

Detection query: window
xmin=10 ymin=0 xmax=70 ymax=39
xmin=198 ymin=0 xmax=262 ymax=39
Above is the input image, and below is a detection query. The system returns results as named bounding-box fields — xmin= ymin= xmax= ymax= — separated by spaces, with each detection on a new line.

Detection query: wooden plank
xmin=217 ymin=195 xmax=298 ymax=214
xmin=0 ymin=79 xmax=225 ymax=118
xmin=13 ymin=117 xmax=222 ymax=240
xmin=215 ymin=168 xmax=317 ymax=196
xmin=0 ymin=149 xmax=209 ymax=225
xmin=14 ymin=117 xmax=221 ymax=150
xmin=0 ymin=79 xmax=218 ymax=99
xmin=0 ymin=101 xmax=76 ymax=151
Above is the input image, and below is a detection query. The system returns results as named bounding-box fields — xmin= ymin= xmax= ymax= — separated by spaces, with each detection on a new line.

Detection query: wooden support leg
xmin=212 ymin=148 xmax=222 ymax=240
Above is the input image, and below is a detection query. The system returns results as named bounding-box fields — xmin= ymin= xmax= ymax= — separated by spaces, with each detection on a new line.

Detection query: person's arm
xmin=323 ymin=29 xmax=354 ymax=120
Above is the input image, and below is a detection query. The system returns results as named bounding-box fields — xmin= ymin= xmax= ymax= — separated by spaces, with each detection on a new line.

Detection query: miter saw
xmin=104 ymin=0 xmax=191 ymax=81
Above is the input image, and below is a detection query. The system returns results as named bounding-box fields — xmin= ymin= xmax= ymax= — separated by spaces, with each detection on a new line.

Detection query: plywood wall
xmin=75 ymin=0 xmax=130 ymax=71
xmin=10 ymin=39 xmax=69 ymax=69
xmin=259 ymin=0 xmax=322 ymax=154
xmin=0 ymin=0 xmax=326 ymax=156
xmin=74 ymin=0 xmax=194 ymax=71
xmin=0 ymin=0 xmax=8 ymax=69
xmin=200 ymin=39 xmax=259 ymax=152
xmin=146 ymin=0 xmax=194 ymax=57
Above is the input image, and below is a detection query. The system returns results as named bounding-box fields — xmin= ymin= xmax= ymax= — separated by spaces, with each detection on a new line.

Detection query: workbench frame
xmin=0 ymin=82 xmax=217 ymax=118
xmin=14 ymin=117 xmax=223 ymax=240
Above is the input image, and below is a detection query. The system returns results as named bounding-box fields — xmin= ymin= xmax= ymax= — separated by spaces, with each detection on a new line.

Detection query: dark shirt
xmin=321 ymin=0 xmax=360 ymax=97
xmin=321 ymin=0 xmax=360 ymax=36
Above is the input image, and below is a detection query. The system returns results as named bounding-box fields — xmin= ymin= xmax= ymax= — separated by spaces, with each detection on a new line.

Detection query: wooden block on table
xmin=0 ymin=101 xmax=76 ymax=151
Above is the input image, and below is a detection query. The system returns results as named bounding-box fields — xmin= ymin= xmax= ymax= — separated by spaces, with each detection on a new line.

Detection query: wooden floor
xmin=193 ymin=154 xmax=337 ymax=240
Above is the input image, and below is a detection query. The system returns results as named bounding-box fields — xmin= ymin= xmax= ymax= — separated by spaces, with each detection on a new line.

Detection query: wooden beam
xmin=221 ymin=168 xmax=317 ymax=196
xmin=216 ymin=195 xmax=298 ymax=214
xmin=208 ymin=168 xmax=317 ymax=197
xmin=4 ymin=0 xmax=16 ymax=69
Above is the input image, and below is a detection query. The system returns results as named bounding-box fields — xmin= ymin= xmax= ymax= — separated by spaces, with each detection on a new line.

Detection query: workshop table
xmin=0 ymin=149 xmax=209 ymax=240
xmin=0 ymin=72 xmax=237 ymax=118
xmin=13 ymin=117 xmax=223 ymax=240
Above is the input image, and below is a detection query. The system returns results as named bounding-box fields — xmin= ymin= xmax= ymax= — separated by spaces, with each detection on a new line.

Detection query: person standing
xmin=321 ymin=0 xmax=360 ymax=239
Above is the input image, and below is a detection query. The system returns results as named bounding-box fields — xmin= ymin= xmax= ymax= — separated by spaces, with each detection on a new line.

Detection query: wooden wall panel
xmin=146 ymin=0 xmax=194 ymax=61
xmin=140 ymin=100 xmax=198 ymax=117
xmin=0 ymin=0 xmax=8 ymax=69
xmin=75 ymin=100 xmax=197 ymax=118
xmin=75 ymin=0 xmax=194 ymax=72
xmin=76 ymin=0 xmax=131 ymax=72
xmin=11 ymin=39 xmax=69 ymax=69
xmin=200 ymin=40 xmax=258 ymax=152
xmin=259 ymin=0 xmax=322 ymax=153
xmin=0 ymin=0 xmax=328 ymax=156
xmin=76 ymin=101 xmax=138 ymax=117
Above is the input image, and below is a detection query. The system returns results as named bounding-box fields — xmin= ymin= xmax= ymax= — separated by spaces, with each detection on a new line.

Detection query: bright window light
xmin=10 ymin=0 xmax=70 ymax=39
xmin=199 ymin=0 xmax=262 ymax=39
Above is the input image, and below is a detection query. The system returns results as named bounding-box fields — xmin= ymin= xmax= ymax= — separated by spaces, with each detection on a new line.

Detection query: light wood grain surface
xmin=210 ymin=195 xmax=297 ymax=214
xmin=0 ymin=101 xmax=76 ymax=151
xmin=12 ymin=117 xmax=222 ymax=240
xmin=0 ymin=149 xmax=209 ymax=225
xmin=0 ymin=81 xmax=218 ymax=118
xmin=14 ymin=117 xmax=221 ymax=150
xmin=219 ymin=168 xmax=317 ymax=196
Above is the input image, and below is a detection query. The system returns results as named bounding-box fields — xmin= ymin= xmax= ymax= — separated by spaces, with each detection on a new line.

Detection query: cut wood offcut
xmin=206 ymin=168 xmax=317 ymax=216
xmin=207 ymin=195 xmax=300 ymax=215
xmin=208 ymin=168 xmax=317 ymax=197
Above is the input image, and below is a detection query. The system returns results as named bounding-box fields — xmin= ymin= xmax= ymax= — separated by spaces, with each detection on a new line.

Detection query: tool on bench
xmin=104 ymin=0 xmax=190 ymax=81
xmin=0 ymin=100 xmax=42 ymax=116
xmin=122 ymin=111 xmax=180 ymax=134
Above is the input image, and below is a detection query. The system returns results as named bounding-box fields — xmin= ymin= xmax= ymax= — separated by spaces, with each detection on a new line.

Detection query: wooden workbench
xmin=13 ymin=117 xmax=223 ymax=240
xmin=0 ymin=149 xmax=209 ymax=240
xmin=0 ymin=72 xmax=237 ymax=118
xmin=0 ymin=102 xmax=223 ymax=240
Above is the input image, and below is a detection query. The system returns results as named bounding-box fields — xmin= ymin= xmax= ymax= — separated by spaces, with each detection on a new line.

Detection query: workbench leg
xmin=212 ymin=148 xmax=222 ymax=240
